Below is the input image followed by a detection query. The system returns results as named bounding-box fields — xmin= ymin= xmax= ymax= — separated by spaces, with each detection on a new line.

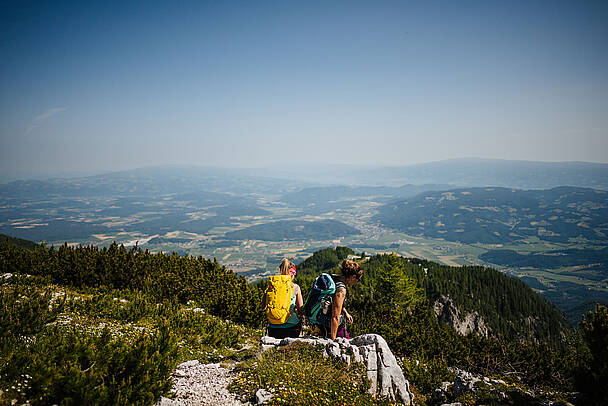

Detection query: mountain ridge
xmin=375 ymin=185 xmax=608 ymax=244
xmin=4 ymin=158 xmax=608 ymax=189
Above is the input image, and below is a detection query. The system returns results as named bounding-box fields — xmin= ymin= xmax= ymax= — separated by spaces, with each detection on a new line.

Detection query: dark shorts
xmin=267 ymin=322 xmax=302 ymax=339
xmin=315 ymin=324 xmax=350 ymax=339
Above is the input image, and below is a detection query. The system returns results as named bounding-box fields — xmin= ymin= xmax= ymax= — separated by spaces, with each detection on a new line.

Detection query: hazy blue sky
xmin=1 ymin=0 xmax=607 ymax=179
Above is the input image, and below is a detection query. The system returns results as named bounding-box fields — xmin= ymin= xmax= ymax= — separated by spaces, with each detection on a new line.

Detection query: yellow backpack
xmin=264 ymin=274 xmax=294 ymax=324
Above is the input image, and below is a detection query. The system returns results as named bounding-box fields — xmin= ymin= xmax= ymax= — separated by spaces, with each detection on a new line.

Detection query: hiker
xmin=308 ymin=259 xmax=363 ymax=340
xmin=263 ymin=259 xmax=304 ymax=339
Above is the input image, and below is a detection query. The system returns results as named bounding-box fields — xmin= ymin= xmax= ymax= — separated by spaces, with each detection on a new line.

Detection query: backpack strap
xmin=335 ymin=281 xmax=346 ymax=291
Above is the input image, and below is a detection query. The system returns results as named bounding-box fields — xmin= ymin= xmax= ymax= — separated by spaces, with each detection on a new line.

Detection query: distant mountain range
xmin=249 ymin=158 xmax=608 ymax=189
xmin=3 ymin=158 xmax=608 ymax=192
xmin=375 ymin=186 xmax=608 ymax=244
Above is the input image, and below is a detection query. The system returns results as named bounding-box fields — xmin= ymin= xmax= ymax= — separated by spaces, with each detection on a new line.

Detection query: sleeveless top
xmin=269 ymin=283 xmax=300 ymax=329
xmin=334 ymin=280 xmax=347 ymax=302
xmin=318 ymin=277 xmax=348 ymax=328
xmin=334 ymin=279 xmax=348 ymax=324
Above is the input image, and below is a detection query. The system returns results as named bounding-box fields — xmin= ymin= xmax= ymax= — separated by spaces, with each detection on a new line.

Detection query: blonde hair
xmin=279 ymin=258 xmax=293 ymax=275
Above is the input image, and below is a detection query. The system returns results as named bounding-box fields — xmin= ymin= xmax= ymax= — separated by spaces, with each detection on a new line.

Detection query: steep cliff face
xmin=433 ymin=295 xmax=491 ymax=338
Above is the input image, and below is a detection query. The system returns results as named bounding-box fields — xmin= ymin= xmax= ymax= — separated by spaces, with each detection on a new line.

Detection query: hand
xmin=345 ymin=312 xmax=353 ymax=324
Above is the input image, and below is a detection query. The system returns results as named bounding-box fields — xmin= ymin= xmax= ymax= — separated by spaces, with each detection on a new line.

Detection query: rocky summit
xmin=260 ymin=333 xmax=415 ymax=405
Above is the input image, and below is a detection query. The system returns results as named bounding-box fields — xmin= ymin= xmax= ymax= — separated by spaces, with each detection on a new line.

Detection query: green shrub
xmin=401 ymin=357 xmax=454 ymax=398
xmin=0 ymin=281 xmax=180 ymax=405
xmin=66 ymin=289 xmax=167 ymax=324
xmin=578 ymin=304 xmax=608 ymax=403
xmin=1 ymin=326 xmax=177 ymax=405
xmin=0 ymin=282 xmax=64 ymax=338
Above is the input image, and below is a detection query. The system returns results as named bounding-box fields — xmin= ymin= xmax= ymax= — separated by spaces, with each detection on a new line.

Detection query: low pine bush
xmin=1 ymin=326 xmax=177 ymax=405
xmin=0 ymin=281 xmax=180 ymax=405
xmin=0 ymin=281 xmax=64 ymax=338
xmin=401 ymin=357 xmax=454 ymax=400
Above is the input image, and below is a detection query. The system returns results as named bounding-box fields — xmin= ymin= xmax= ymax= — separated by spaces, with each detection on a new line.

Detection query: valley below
xmin=1 ymin=161 xmax=607 ymax=323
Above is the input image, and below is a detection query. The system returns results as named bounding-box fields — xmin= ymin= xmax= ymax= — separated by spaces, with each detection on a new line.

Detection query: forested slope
xmin=295 ymin=247 xmax=568 ymax=341
xmin=375 ymin=186 xmax=608 ymax=244
xmin=294 ymin=247 xmax=602 ymax=402
xmin=0 ymin=233 xmax=39 ymax=250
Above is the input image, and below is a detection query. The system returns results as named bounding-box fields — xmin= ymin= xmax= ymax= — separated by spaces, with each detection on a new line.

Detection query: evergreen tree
xmin=579 ymin=304 xmax=608 ymax=402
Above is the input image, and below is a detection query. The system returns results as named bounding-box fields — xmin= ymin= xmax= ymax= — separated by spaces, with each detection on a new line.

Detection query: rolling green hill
xmin=480 ymin=247 xmax=608 ymax=270
xmin=375 ymin=186 xmax=608 ymax=244
xmin=224 ymin=219 xmax=360 ymax=241
xmin=280 ymin=184 xmax=448 ymax=215
xmin=0 ymin=233 xmax=39 ymax=250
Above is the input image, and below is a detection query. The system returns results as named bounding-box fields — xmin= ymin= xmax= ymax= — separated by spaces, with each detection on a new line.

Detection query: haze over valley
xmin=2 ymin=159 xmax=607 ymax=323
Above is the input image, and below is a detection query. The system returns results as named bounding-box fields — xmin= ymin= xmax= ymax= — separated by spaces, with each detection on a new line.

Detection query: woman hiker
xmin=264 ymin=259 xmax=304 ymax=339
xmin=319 ymin=259 xmax=364 ymax=340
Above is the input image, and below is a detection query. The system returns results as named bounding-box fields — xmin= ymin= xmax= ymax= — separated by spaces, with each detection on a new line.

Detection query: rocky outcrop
xmin=429 ymin=367 xmax=573 ymax=406
xmin=260 ymin=334 xmax=414 ymax=405
xmin=433 ymin=295 xmax=490 ymax=337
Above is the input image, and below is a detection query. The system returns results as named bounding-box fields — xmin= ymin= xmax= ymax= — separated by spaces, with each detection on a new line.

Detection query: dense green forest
xmin=480 ymin=247 xmax=608 ymax=324
xmin=1 ymin=241 xmax=607 ymax=405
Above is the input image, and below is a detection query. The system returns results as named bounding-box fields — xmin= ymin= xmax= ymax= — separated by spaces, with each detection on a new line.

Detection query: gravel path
xmin=156 ymin=360 xmax=245 ymax=406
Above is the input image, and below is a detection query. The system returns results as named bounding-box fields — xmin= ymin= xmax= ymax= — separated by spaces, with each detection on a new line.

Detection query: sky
xmin=1 ymin=0 xmax=607 ymax=180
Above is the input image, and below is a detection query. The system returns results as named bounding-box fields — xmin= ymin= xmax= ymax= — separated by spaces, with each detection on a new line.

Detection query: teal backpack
xmin=303 ymin=273 xmax=336 ymax=325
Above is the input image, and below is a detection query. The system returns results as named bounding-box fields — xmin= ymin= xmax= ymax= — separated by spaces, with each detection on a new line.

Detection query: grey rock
xmin=260 ymin=336 xmax=281 ymax=346
xmin=369 ymin=335 xmax=412 ymax=403
xmin=281 ymin=338 xmax=297 ymax=346
xmin=452 ymin=368 xmax=482 ymax=395
xmin=350 ymin=346 xmax=362 ymax=363
xmin=260 ymin=333 xmax=414 ymax=405
xmin=326 ymin=341 xmax=342 ymax=358
xmin=255 ymin=388 xmax=273 ymax=404
xmin=365 ymin=345 xmax=377 ymax=371
xmin=434 ymin=295 xmax=490 ymax=337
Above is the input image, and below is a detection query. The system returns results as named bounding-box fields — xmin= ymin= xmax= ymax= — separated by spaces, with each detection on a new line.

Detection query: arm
xmin=330 ymin=288 xmax=346 ymax=339
xmin=342 ymin=307 xmax=353 ymax=324
xmin=294 ymin=284 xmax=304 ymax=318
